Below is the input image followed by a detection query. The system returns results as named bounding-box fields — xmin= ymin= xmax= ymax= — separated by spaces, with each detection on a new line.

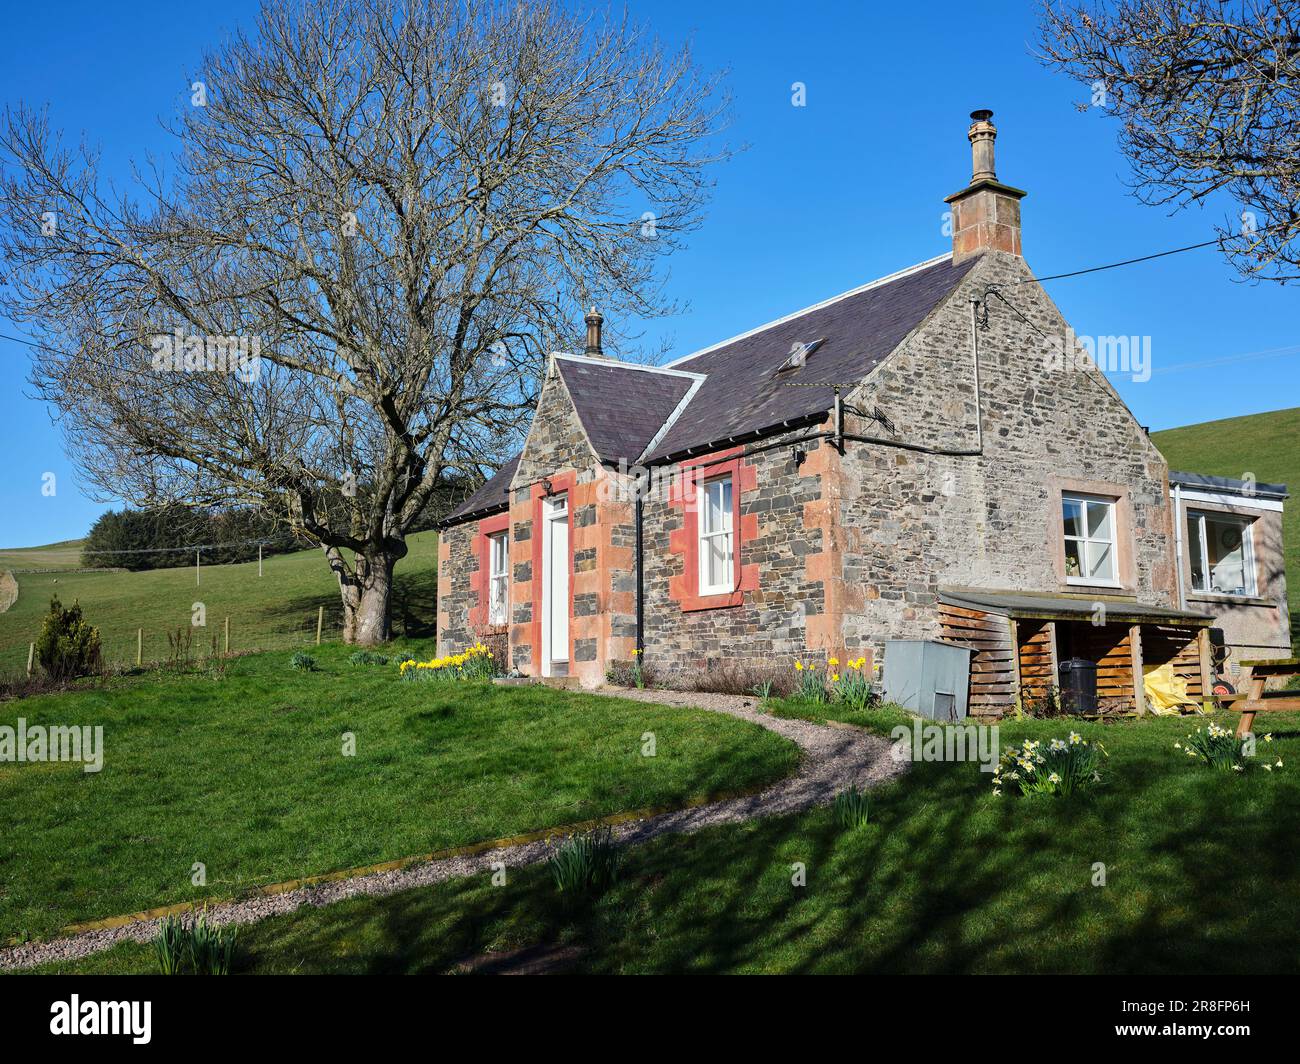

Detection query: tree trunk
xmin=341 ymin=551 xmax=397 ymax=646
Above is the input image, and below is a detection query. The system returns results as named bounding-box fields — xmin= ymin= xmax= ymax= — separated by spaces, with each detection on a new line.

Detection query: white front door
xmin=541 ymin=495 xmax=569 ymax=675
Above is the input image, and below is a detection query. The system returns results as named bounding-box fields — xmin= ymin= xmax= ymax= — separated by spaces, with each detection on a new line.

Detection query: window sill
xmin=1064 ymin=578 xmax=1125 ymax=591
xmin=680 ymin=589 xmax=744 ymax=612
xmin=1188 ymin=591 xmax=1272 ymax=608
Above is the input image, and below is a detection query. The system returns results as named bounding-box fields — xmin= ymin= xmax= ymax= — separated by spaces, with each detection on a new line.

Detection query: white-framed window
xmin=488 ymin=531 xmax=509 ymax=624
xmin=1187 ymin=510 xmax=1256 ymax=596
xmin=698 ymin=474 xmax=735 ymax=595
xmin=1062 ymin=493 xmax=1118 ymax=585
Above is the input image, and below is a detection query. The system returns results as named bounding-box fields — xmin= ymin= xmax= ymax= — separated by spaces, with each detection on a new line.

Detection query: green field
xmin=33 ymin=704 xmax=1300 ymax=975
xmin=0 ymin=644 xmax=799 ymax=941
xmin=1153 ymin=405 xmax=1298 ymax=627
xmin=0 ymin=540 xmax=87 ymax=572
xmin=0 ymin=532 xmax=438 ymax=676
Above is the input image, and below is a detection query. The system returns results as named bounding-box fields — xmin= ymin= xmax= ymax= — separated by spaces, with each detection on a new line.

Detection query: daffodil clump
xmin=791 ymin=655 xmax=877 ymax=709
xmin=398 ymin=642 xmax=496 ymax=682
xmin=1175 ymin=723 xmax=1283 ymax=774
xmin=831 ymin=657 xmax=874 ymax=711
xmin=792 ymin=659 xmax=829 ymax=703
xmin=992 ymin=731 xmax=1107 ymax=798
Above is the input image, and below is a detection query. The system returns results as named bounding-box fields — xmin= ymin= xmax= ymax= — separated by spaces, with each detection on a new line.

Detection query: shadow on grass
xmin=260 ymin=564 xmax=438 ymax=644
xmin=220 ymin=718 xmax=1300 ymax=975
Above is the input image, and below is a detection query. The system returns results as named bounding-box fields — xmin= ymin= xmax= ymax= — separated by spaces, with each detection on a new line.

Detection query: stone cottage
xmin=436 ymin=110 xmax=1291 ymax=715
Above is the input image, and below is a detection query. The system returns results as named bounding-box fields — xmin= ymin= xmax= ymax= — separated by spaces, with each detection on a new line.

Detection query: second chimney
xmin=943 ymin=109 xmax=1026 ymax=263
xmin=584 ymin=307 xmax=605 ymax=358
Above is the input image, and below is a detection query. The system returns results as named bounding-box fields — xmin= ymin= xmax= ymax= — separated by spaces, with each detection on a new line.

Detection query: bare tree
xmin=1039 ymin=0 xmax=1300 ymax=282
xmin=0 ymin=0 xmax=730 ymax=642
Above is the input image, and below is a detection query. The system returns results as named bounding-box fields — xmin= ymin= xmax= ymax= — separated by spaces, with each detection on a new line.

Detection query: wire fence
xmin=3 ymin=608 xmax=350 ymax=681
xmin=4 ymin=599 xmax=423 ymax=681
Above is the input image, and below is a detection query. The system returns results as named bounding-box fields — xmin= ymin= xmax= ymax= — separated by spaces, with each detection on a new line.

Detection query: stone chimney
xmin=583 ymin=307 xmax=605 ymax=357
xmin=943 ymin=109 xmax=1026 ymax=263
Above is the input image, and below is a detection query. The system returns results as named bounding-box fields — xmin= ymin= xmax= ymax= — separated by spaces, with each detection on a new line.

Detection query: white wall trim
xmin=1179 ymin=489 xmax=1284 ymax=513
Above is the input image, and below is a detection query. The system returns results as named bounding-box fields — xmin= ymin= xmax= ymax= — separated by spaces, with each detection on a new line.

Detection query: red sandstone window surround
xmin=471 ymin=511 xmax=510 ymax=629
xmin=668 ymin=449 xmax=759 ymax=611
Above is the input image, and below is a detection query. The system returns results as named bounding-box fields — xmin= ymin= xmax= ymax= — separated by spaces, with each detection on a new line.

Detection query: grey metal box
xmin=881 ymin=639 xmax=973 ymax=721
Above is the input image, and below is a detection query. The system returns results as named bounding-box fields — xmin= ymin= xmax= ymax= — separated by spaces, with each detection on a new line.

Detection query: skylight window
xmin=774 ymin=338 xmax=824 ymax=375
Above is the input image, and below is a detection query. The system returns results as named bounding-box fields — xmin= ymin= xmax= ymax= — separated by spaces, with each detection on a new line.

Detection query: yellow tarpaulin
xmin=1142 ymin=662 xmax=1199 ymax=715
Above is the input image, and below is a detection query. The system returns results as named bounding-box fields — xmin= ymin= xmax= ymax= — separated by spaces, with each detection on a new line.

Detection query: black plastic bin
xmin=1058 ymin=657 xmax=1098 ymax=714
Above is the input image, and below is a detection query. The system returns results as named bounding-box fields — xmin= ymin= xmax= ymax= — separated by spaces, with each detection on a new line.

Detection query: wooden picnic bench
xmin=1223 ymin=658 xmax=1300 ymax=738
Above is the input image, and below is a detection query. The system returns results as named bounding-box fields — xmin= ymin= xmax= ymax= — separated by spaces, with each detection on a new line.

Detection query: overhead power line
xmin=1014 ymin=221 xmax=1292 ymax=286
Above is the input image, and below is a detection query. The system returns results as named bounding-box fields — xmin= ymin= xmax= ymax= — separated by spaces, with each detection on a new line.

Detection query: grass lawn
xmin=0 ymin=532 xmax=438 ymax=675
xmin=0 ymin=644 xmax=799 ymax=941
xmin=29 ymin=702 xmax=1300 ymax=974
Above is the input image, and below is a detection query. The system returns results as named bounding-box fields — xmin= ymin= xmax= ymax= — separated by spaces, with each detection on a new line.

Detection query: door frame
xmin=540 ymin=492 xmax=571 ymax=676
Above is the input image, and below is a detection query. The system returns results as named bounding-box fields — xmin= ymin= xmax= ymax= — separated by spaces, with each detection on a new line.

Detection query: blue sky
xmin=1 ymin=0 xmax=1296 ymax=548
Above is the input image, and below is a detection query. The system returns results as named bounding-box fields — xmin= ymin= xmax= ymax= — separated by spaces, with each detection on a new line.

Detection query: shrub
xmin=349 ymin=649 xmax=389 ymax=667
xmin=1019 ymin=686 xmax=1064 ymax=718
xmin=993 ymin=732 xmax=1107 ymax=797
xmin=34 ymin=597 xmax=102 ymax=680
xmin=472 ymin=625 xmax=509 ymax=675
xmin=166 ymin=626 xmax=194 ymax=666
xmin=289 ymin=651 xmax=317 ymax=672
xmin=606 ymin=651 xmax=656 ymax=689
xmin=833 ymin=787 xmax=870 ymax=830
xmin=399 ymin=643 xmax=496 ymax=682
xmin=1176 ymin=723 xmax=1284 ymax=773
xmin=675 ymin=662 xmax=793 ymax=698
xmin=549 ymin=826 xmax=620 ymax=896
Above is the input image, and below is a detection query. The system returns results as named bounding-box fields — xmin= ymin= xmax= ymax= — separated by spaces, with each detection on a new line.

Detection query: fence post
xmin=137 ymin=628 xmax=143 ymax=667
xmin=258 ymin=543 xmax=263 ymax=578
xmin=224 ymin=616 xmax=230 ymax=655
xmin=26 ymin=642 xmax=34 ymax=678
xmin=196 ymin=549 xmax=201 ymax=586
xmin=316 ymin=606 xmax=324 ymax=646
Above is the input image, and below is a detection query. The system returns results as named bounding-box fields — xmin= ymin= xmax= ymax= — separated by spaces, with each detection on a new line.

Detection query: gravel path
xmin=0 ymin=688 xmax=902 ymax=972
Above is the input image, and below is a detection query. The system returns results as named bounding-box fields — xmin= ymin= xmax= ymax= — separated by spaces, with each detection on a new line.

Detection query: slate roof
xmin=553 ymin=356 xmax=700 ymax=464
xmin=644 ymin=253 xmax=979 ymax=461
xmin=441 ymin=252 xmax=979 ymax=526
xmin=441 ymin=454 xmax=519 ymax=525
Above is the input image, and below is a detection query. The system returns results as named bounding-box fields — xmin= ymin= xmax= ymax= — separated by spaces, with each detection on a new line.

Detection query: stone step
xmin=538 ymin=675 xmax=582 ymax=690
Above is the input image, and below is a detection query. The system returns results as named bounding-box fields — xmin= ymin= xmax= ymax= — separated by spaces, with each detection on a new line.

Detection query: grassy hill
xmin=0 ymin=532 xmax=438 ymax=676
xmin=1152 ymin=406 xmax=1298 ymax=618
xmin=0 ymin=539 xmax=88 ymax=572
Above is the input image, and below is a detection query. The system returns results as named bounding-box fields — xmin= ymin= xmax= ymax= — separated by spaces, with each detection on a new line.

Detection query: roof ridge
xmin=663 ymin=252 xmax=955 ymax=368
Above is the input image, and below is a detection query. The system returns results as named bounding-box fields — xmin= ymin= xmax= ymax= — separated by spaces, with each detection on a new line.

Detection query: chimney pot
xmin=943 ymin=108 xmax=1026 ymax=263
xmin=584 ymin=307 xmax=604 ymax=358
xmin=967 ymin=108 xmax=997 ymax=183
